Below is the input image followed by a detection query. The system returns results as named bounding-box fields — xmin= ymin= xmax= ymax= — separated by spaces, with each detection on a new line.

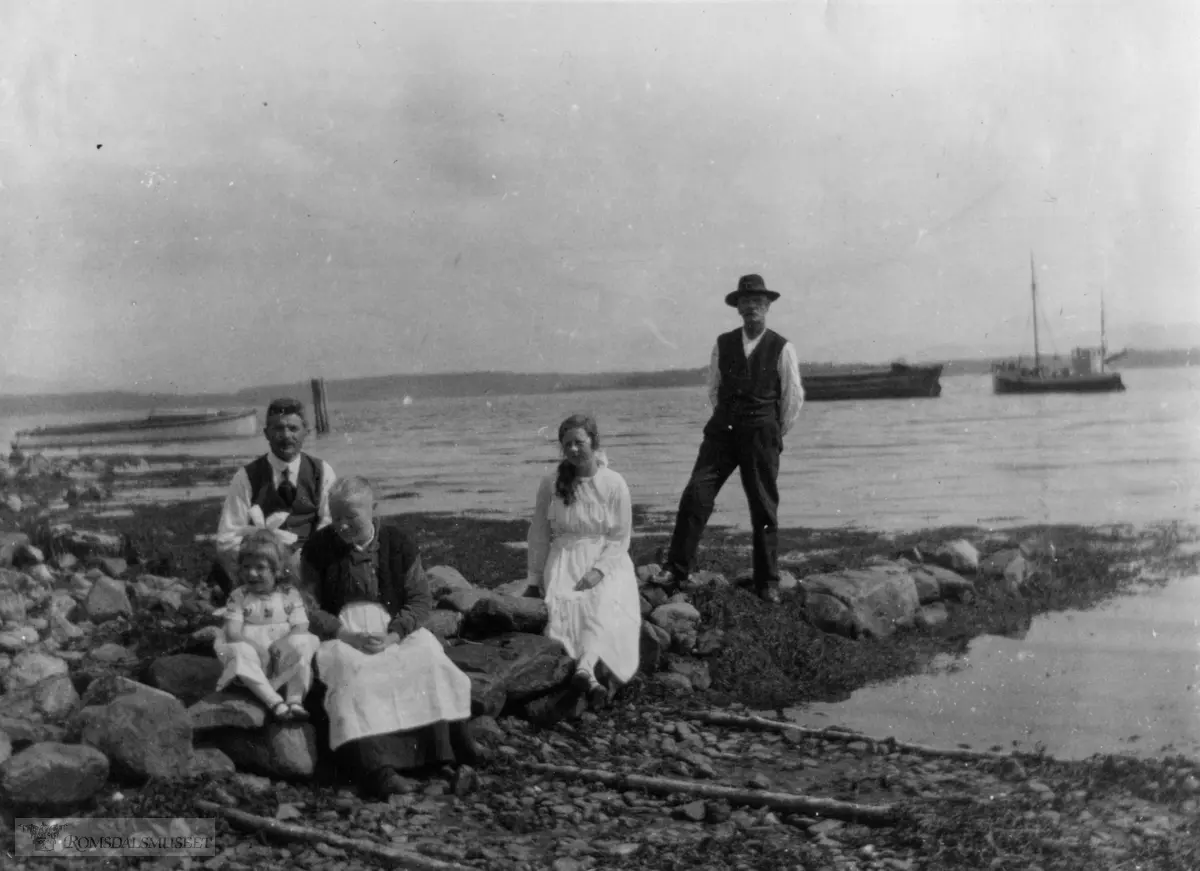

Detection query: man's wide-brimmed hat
xmin=725 ymin=274 xmax=781 ymax=307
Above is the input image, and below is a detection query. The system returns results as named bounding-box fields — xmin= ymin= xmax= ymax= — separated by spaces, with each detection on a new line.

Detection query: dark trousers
xmin=665 ymin=420 xmax=782 ymax=588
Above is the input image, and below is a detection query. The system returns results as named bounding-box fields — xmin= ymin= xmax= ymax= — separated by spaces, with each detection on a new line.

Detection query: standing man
xmin=213 ymin=398 xmax=336 ymax=595
xmin=656 ymin=274 xmax=804 ymax=603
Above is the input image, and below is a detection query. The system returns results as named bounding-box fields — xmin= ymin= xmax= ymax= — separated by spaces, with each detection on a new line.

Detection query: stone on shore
xmin=425 ymin=609 xmax=464 ymax=641
xmin=6 ymin=673 xmax=80 ymax=722
xmin=190 ymin=746 xmax=237 ymax=779
xmin=909 ymin=564 xmax=976 ymax=604
xmin=0 ymin=625 xmax=39 ymax=653
xmin=51 ymin=526 xmax=125 ymax=560
xmin=1004 ymin=555 xmax=1031 ymax=593
xmin=0 ymin=588 xmax=28 ymax=624
xmin=77 ymin=679 xmax=194 ymax=780
xmin=426 ymin=565 xmax=474 ymax=601
xmin=465 ymin=593 xmax=549 ymax=635
xmin=0 ymin=730 xmax=10 ymax=765
xmin=204 ymin=722 xmax=318 ymax=780
xmin=0 ymin=742 xmax=109 ymax=806
xmin=801 ymin=564 xmax=919 ymax=639
xmin=649 ymin=602 xmax=701 ymax=652
xmin=932 ymin=539 xmax=980 ymax=573
xmin=0 ymin=531 xmax=32 ymax=567
xmin=4 ymin=649 xmax=69 ymax=692
xmin=979 ymin=548 xmax=1023 ymax=578
xmin=446 ymin=633 xmax=573 ymax=715
xmin=639 ymin=621 xmax=671 ymax=672
xmin=148 ymin=654 xmax=223 ymax=705
xmin=84 ymin=576 xmax=132 ymax=623
xmin=188 ymin=690 xmax=268 ymax=732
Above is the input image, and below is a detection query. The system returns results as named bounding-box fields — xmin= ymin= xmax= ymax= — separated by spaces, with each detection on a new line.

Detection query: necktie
xmin=278 ymin=468 xmax=297 ymax=507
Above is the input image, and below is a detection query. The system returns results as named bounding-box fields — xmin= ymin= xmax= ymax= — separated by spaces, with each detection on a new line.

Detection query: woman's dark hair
xmin=554 ymin=414 xmax=599 ymax=505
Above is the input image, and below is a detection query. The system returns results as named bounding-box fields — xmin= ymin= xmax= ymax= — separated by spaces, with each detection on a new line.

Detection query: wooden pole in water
xmin=310 ymin=378 xmax=330 ymax=434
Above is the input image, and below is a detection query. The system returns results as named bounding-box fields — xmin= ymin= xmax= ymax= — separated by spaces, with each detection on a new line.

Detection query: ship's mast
xmin=1100 ymin=290 xmax=1107 ymax=372
xmin=1030 ymin=252 xmax=1040 ymax=371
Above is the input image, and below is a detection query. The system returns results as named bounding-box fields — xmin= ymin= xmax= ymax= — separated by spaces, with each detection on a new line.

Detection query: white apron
xmin=314 ymin=603 xmax=473 ymax=750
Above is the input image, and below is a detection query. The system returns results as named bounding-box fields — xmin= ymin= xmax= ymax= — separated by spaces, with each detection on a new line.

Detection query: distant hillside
xmin=1 ymin=348 xmax=1194 ymax=416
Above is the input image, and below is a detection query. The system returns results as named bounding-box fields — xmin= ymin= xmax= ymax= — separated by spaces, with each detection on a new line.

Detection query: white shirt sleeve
xmin=316 ymin=461 xmax=336 ymax=530
xmin=778 ymin=341 xmax=805 ymax=438
xmin=526 ymin=475 xmax=554 ymax=589
xmin=215 ymin=468 xmax=253 ymax=570
xmin=706 ymin=341 xmax=720 ymax=409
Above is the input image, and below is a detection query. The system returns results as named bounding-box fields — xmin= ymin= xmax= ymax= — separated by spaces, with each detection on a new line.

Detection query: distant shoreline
xmin=1 ymin=347 xmax=1194 ymax=416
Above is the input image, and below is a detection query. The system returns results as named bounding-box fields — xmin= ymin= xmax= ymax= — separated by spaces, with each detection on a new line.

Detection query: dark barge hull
xmin=801 ymin=363 xmax=944 ymax=401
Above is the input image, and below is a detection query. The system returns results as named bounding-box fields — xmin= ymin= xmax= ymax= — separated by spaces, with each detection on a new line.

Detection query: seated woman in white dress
xmin=300 ymin=476 xmax=482 ymax=798
xmin=527 ymin=414 xmax=641 ymax=709
xmin=213 ymin=529 xmax=320 ymax=721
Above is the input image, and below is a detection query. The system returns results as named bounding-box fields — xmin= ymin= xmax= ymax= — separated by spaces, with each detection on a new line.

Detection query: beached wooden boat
xmin=992 ymin=255 xmax=1125 ymax=395
xmin=801 ymin=363 xmax=944 ymax=401
xmin=12 ymin=408 xmax=259 ymax=450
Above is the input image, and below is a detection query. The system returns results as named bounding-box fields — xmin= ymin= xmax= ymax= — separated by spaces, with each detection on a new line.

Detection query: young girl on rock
xmin=214 ymin=529 xmax=320 ymax=720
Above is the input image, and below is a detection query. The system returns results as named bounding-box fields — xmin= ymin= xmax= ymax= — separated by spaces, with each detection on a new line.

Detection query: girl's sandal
xmin=271 ymin=701 xmax=292 ymax=721
xmin=286 ymin=702 xmax=309 ymax=721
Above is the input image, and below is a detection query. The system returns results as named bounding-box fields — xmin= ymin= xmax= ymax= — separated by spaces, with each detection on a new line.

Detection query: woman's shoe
xmin=586 ymin=682 xmax=609 ymax=711
xmin=572 ymin=669 xmax=594 ymax=695
xmin=374 ymin=767 xmax=410 ymax=798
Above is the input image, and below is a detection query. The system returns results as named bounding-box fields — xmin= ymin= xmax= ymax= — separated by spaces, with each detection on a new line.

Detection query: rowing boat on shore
xmin=12 ymin=408 xmax=259 ymax=450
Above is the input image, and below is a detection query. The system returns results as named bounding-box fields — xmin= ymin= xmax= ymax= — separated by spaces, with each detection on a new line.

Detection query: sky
xmin=2 ymin=0 xmax=1198 ymax=394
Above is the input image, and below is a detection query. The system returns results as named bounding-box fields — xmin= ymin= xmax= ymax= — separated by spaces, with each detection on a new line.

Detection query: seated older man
xmin=300 ymin=476 xmax=484 ymax=798
xmin=213 ymin=397 xmax=336 ymax=595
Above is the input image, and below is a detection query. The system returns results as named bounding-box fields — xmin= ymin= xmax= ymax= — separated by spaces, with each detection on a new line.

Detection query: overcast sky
xmin=2 ymin=0 xmax=1197 ymax=394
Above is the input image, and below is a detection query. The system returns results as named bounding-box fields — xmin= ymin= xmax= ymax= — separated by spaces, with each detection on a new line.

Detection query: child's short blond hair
xmin=238 ymin=529 xmax=287 ymax=574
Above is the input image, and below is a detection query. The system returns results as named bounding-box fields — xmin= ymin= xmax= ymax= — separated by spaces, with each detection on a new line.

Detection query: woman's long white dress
xmin=527 ymin=461 xmax=641 ymax=683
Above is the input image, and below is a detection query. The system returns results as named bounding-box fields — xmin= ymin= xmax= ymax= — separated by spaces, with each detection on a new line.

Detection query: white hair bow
xmin=236 ymin=505 xmax=299 ymax=548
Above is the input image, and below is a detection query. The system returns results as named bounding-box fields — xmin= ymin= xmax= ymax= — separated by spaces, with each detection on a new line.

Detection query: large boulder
xmin=77 ymin=679 xmax=194 ymax=780
xmin=464 ymin=594 xmax=549 ymax=635
xmin=188 ymin=690 xmax=268 ymax=732
xmin=148 ymin=654 xmax=222 ymax=705
xmin=203 ymin=722 xmax=317 ymax=781
xmin=4 ymin=649 xmax=69 ymax=693
xmin=801 ymin=564 xmax=920 ymax=639
xmin=445 ymin=633 xmax=573 ymax=716
xmin=931 ymin=540 xmax=980 ymax=574
xmin=908 ymin=565 xmax=976 ymax=604
xmin=0 ymin=626 xmax=39 ymax=653
xmin=0 ymin=742 xmax=109 ymax=806
xmin=6 ymin=674 xmax=80 ymax=722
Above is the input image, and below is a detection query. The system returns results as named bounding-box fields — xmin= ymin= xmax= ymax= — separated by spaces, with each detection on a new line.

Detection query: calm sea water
xmin=4 ymin=368 xmax=1198 ymax=532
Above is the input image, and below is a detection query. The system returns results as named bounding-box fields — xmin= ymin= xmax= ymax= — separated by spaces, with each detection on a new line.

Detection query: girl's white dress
xmin=214 ymin=586 xmax=319 ymax=698
xmin=527 ymin=458 xmax=641 ymax=683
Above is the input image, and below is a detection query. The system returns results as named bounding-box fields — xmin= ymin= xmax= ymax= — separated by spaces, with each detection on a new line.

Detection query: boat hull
xmin=13 ymin=410 xmax=259 ymax=450
xmin=802 ymin=364 xmax=943 ymax=401
xmin=992 ymin=372 xmax=1125 ymax=394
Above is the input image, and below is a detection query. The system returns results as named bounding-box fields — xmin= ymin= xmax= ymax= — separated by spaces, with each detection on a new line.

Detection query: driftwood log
xmin=194 ymin=800 xmax=470 ymax=871
xmin=688 ymin=710 xmax=1026 ymax=763
xmin=519 ymin=761 xmax=899 ymax=825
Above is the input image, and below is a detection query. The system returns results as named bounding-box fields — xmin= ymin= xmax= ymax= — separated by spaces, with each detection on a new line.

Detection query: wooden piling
xmin=310 ymin=378 xmax=330 ymax=434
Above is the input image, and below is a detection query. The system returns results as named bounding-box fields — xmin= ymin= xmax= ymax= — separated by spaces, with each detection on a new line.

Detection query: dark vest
xmin=713 ymin=327 xmax=787 ymax=427
xmin=244 ymin=453 xmax=324 ymax=545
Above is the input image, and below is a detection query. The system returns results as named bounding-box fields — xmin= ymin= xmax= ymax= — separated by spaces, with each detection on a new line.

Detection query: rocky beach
xmin=1 ymin=451 xmax=1198 ymax=870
